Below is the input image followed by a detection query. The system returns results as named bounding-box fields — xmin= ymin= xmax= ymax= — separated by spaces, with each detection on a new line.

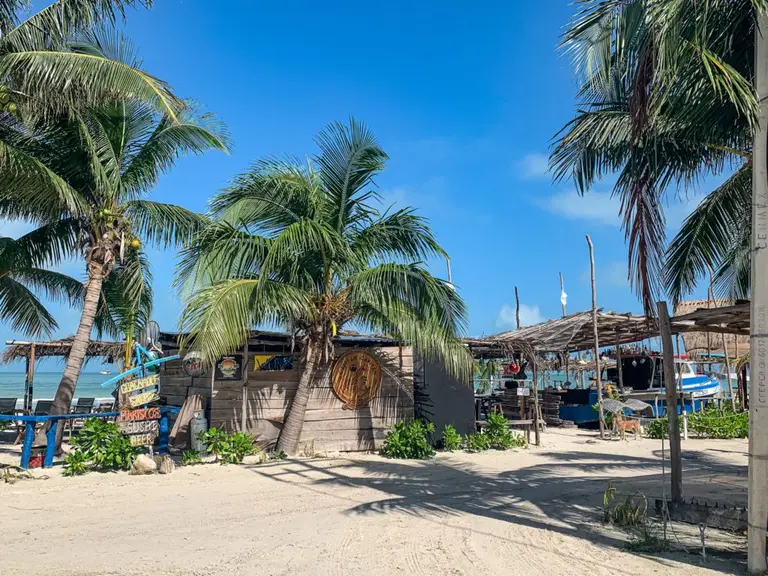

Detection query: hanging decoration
xmin=331 ymin=351 xmax=383 ymax=409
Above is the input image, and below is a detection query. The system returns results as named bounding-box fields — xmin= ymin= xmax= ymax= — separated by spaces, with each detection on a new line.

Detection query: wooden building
xmin=157 ymin=330 xmax=419 ymax=453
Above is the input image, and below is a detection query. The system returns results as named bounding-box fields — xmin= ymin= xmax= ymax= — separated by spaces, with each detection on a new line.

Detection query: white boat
xmin=99 ymin=369 xmax=112 ymax=375
xmin=712 ymin=370 xmax=749 ymax=384
xmin=669 ymin=360 xmax=721 ymax=398
xmin=620 ymin=355 xmax=720 ymax=399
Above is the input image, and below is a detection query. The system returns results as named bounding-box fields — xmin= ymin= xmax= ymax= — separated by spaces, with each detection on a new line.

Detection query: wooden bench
xmin=475 ymin=418 xmax=535 ymax=443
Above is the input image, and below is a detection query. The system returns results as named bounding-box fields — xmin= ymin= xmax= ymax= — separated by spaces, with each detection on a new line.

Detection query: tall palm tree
xmin=178 ymin=119 xmax=473 ymax=455
xmin=0 ymin=36 xmax=229 ymax=449
xmin=551 ymin=0 xmax=762 ymax=311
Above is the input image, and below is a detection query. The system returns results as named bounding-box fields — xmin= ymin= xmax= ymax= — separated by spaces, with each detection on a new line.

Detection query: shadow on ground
xmin=247 ymin=447 xmax=745 ymax=574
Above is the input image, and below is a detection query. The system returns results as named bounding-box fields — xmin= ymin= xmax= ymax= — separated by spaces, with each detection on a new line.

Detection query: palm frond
xmin=315 ymin=118 xmax=388 ymax=233
xmin=0 ymin=275 xmax=58 ymax=336
xmin=664 ymin=162 xmax=752 ymax=304
xmin=123 ymin=200 xmax=208 ymax=249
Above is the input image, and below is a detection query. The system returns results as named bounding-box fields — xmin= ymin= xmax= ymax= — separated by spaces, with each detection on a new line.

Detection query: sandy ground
xmin=0 ymin=429 xmax=749 ymax=576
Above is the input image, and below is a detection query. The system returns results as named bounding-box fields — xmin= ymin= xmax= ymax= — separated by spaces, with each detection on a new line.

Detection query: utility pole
xmin=586 ymin=235 xmax=604 ymax=439
xmin=749 ymin=5 xmax=768 ymax=571
xmin=560 ymin=272 xmax=570 ymax=382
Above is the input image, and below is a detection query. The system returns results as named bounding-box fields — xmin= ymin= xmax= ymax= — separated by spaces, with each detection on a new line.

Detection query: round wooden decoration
xmin=331 ymin=351 xmax=383 ymax=409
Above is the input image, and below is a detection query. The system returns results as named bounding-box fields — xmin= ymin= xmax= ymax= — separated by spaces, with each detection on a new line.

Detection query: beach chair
xmin=34 ymin=400 xmax=53 ymax=416
xmin=68 ymin=398 xmax=95 ymax=435
xmin=0 ymin=398 xmax=24 ymax=439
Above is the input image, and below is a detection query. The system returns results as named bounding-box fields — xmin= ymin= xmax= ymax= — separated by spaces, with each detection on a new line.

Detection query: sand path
xmin=0 ymin=429 xmax=747 ymax=575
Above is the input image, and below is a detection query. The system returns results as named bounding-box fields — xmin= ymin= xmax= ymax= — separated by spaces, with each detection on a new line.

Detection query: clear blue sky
xmin=0 ymin=1 xmax=713 ymax=370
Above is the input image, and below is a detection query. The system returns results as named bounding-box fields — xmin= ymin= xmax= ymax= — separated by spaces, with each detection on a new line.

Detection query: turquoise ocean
xmin=0 ymin=372 xmax=115 ymax=408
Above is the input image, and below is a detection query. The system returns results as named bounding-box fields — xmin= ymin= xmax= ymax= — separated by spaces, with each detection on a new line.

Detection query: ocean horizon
xmin=0 ymin=372 xmax=116 ymax=407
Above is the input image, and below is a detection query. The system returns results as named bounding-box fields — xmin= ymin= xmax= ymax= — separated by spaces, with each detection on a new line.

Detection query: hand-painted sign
xmin=516 ymin=387 xmax=531 ymax=397
xmin=215 ymin=355 xmax=242 ymax=380
xmin=118 ymin=407 xmax=161 ymax=422
xmin=119 ymin=419 xmax=159 ymax=435
xmin=331 ymin=351 xmax=382 ymax=410
xmin=120 ymin=375 xmax=159 ymax=395
xmin=183 ymin=351 xmax=206 ymax=378
xmin=128 ymin=389 xmax=160 ymax=408
xmin=129 ymin=433 xmax=157 ymax=447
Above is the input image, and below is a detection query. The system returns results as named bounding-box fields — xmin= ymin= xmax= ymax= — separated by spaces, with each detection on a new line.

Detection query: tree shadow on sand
xmin=247 ymin=448 xmax=744 ymax=574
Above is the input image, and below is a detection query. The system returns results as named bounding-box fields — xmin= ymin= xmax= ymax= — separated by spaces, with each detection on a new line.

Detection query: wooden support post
xmin=586 ymin=235 xmax=604 ymax=438
xmin=24 ymin=343 xmax=35 ymax=413
xmin=20 ymin=422 xmax=34 ymax=469
xmin=722 ymin=334 xmax=735 ymax=411
xmin=615 ymin=332 xmax=623 ymax=389
xmin=565 ymin=350 xmax=570 ymax=384
xmin=750 ymin=7 xmax=768 ymax=570
xmin=44 ymin=420 xmax=57 ymax=467
xmin=241 ymin=341 xmax=249 ymax=433
xmin=514 ymin=286 xmax=521 ymax=330
xmin=531 ymin=352 xmax=540 ymax=446
xmin=659 ymin=301 xmax=682 ymax=503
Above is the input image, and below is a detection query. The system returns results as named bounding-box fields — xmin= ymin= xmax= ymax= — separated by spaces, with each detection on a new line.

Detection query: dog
xmin=615 ymin=414 xmax=642 ymax=440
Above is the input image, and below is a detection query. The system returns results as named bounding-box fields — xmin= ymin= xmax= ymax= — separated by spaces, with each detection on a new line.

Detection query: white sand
xmin=0 ymin=429 xmax=747 ymax=575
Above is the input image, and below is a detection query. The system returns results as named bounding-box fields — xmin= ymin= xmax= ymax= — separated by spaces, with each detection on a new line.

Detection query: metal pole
xmin=659 ymin=301 xmax=682 ymax=503
xmin=749 ymin=6 xmax=768 ymax=570
xmin=586 ymin=235 xmax=604 ymax=438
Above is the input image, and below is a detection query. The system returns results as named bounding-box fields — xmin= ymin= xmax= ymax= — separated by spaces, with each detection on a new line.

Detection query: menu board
xmin=117 ymin=375 xmax=161 ymax=446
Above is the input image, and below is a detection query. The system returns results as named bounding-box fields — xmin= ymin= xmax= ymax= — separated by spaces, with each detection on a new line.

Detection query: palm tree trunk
xmin=48 ymin=261 xmax=105 ymax=451
xmin=276 ymin=338 xmax=321 ymax=455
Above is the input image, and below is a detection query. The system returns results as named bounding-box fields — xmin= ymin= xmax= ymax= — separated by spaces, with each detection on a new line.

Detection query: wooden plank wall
xmin=159 ymin=345 xmax=414 ymax=453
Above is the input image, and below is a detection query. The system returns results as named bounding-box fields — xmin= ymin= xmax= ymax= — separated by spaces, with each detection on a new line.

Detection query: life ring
xmin=507 ymin=362 xmax=520 ymax=375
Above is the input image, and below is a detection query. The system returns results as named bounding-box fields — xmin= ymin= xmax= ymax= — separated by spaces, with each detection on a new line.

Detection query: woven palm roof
xmin=3 ymin=338 xmax=125 ymax=362
xmin=673 ymin=300 xmax=750 ymax=355
xmin=486 ymin=309 xmax=655 ymax=353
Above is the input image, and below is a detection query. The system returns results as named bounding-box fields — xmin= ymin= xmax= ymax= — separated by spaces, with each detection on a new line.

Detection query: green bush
xmin=67 ymin=418 xmax=139 ymax=473
xmin=486 ymin=412 xmax=525 ymax=450
xmin=63 ymin=450 xmax=89 ymax=476
xmin=181 ymin=450 xmax=202 ymax=466
xmin=465 ymin=431 xmax=491 ymax=451
xmin=646 ymin=406 xmax=748 ymax=440
xmin=220 ymin=431 xmax=258 ymax=464
xmin=196 ymin=427 xmax=228 ymax=461
xmin=441 ymin=425 xmax=463 ymax=451
xmin=380 ymin=420 xmax=436 ymax=459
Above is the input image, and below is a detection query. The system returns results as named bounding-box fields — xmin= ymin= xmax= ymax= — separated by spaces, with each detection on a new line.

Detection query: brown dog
xmin=616 ymin=414 xmax=641 ymax=440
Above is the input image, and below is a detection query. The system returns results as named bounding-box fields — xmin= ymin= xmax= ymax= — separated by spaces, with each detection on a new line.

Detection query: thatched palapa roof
xmin=486 ymin=309 xmax=655 ymax=353
xmin=674 ymin=299 xmax=749 ymax=355
xmin=3 ymin=338 xmax=125 ymax=363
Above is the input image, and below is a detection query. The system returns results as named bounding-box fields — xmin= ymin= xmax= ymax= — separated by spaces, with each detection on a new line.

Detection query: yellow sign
xmin=129 ymin=432 xmax=158 ymax=446
xmin=128 ymin=389 xmax=159 ymax=408
xmin=120 ymin=375 xmax=159 ymax=395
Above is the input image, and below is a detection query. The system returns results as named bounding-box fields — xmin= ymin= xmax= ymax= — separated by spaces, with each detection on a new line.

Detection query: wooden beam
xmin=615 ymin=332 xmax=623 ymax=389
xmin=24 ymin=343 xmax=35 ymax=412
xmin=531 ymin=352 xmax=540 ymax=446
xmin=659 ymin=301 xmax=682 ymax=503
xmin=586 ymin=235 xmax=604 ymax=438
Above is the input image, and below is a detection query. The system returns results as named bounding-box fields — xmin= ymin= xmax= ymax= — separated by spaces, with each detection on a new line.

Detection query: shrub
xmin=645 ymin=418 xmax=668 ymax=439
xmin=441 ymin=425 xmax=463 ymax=451
xmin=63 ymin=450 xmax=89 ymax=476
xmin=380 ymin=420 xmax=436 ymax=459
xmin=465 ymin=431 xmax=491 ymax=452
xmin=486 ymin=412 xmax=516 ymax=450
xmin=603 ymin=481 xmax=647 ymax=527
xmin=68 ymin=418 xmax=139 ymax=473
xmin=181 ymin=450 xmax=202 ymax=466
xmin=196 ymin=427 xmax=228 ymax=461
xmin=220 ymin=432 xmax=258 ymax=465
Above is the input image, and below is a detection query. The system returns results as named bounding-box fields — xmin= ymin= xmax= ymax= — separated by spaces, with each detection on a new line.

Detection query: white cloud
xmin=496 ymin=303 xmax=546 ymax=328
xmin=518 ymin=153 xmax=550 ymax=180
xmin=536 ymin=189 xmax=620 ymax=226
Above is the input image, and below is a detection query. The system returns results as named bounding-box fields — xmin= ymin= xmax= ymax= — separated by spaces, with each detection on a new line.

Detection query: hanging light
xmin=632 ymin=360 xmax=638 ymax=367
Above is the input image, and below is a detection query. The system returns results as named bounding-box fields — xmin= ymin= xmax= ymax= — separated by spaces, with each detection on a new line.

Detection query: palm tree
xmin=0 ymin=37 xmax=229 ymax=449
xmin=0 ymin=1 xmax=183 ymax=118
xmin=551 ymin=0 xmax=761 ymax=310
xmin=178 ymin=119 xmax=473 ymax=455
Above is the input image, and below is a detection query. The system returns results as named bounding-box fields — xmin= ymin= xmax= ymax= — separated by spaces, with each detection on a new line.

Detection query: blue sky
xmin=0 ymin=1 xmax=713 ymax=370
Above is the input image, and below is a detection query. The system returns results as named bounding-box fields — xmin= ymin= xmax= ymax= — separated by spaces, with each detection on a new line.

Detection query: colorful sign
xmin=128 ymin=389 xmax=160 ymax=408
xmin=118 ymin=407 xmax=161 ymax=422
xmin=182 ymin=351 xmax=206 ymax=378
xmin=118 ymin=419 xmax=159 ymax=435
xmin=215 ymin=355 xmax=242 ymax=380
xmin=516 ymin=387 xmax=531 ymax=397
xmin=129 ymin=433 xmax=157 ymax=446
xmin=120 ymin=375 xmax=159 ymax=395
xmin=254 ymin=354 xmax=293 ymax=371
